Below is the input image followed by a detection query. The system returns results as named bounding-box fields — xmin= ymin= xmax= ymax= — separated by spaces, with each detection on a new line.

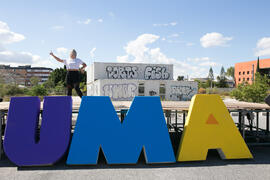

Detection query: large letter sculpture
xmin=67 ymin=96 xmax=175 ymax=165
xmin=4 ymin=96 xmax=72 ymax=166
xmin=177 ymin=94 xmax=253 ymax=161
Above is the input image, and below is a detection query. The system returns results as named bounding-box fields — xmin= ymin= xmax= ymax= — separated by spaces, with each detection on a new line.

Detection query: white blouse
xmin=63 ymin=58 xmax=84 ymax=70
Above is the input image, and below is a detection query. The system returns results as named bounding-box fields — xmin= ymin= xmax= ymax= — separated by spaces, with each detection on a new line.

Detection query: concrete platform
xmin=0 ymin=96 xmax=269 ymax=111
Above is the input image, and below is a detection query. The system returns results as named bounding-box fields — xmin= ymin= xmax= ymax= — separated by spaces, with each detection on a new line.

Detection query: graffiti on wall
xmin=144 ymin=66 xmax=170 ymax=80
xmin=170 ymin=85 xmax=197 ymax=101
xmin=103 ymin=83 xmax=137 ymax=100
xmin=106 ymin=66 xmax=138 ymax=79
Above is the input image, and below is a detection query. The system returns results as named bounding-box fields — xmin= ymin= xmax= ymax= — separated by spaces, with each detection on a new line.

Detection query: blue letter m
xmin=67 ymin=96 xmax=175 ymax=165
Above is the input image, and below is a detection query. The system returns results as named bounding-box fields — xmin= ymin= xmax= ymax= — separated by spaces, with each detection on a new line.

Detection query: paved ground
xmin=0 ymin=146 xmax=270 ymax=180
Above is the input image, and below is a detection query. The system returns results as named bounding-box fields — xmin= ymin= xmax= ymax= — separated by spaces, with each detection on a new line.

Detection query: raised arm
xmin=50 ymin=52 xmax=64 ymax=63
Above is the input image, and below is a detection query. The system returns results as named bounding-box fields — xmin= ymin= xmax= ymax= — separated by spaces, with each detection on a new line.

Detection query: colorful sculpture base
xmin=3 ymin=96 xmax=72 ymax=166
xmin=67 ymin=96 xmax=175 ymax=165
xmin=177 ymin=94 xmax=253 ymax=161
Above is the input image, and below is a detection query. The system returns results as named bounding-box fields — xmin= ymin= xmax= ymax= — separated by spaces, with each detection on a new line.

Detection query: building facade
xmin=0 ymin=65 xmax=53 ymax=86
xmin=87 ymin=62 xmax=198 ymax=101
xmin=235 ymin=58 xmax=270 ymax=86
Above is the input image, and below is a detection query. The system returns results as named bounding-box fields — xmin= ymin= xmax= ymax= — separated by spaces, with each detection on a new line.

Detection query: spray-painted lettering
xmin=144 ymin=66 xmax=170 ymax=80
xmin=103 ymin=83 xmax=137 ymax=100
xmin=106 ymin=66 xmax=138 ymax=79
xmin=170 ymin=85 xmax=197 ymax=101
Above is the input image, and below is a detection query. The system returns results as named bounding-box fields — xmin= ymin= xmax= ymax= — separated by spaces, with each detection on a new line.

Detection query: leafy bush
xmin=0 ymin=84 xmax=28 ymax=99
xmin=230 ymin=73 xmax=269 ymax=103
xmin=80 ymin=82 xmax=87 ymax=95
xmin=5 ymin=85 xmax=25 ymax=96
xmin=198 ymin=88 xmax=206 ymax=94
xmin=0 ymin=84 xmax=5 ymax=97
xmin=28 ymin=85 xmax=48 ymax=96
xmin=53 ymin=81 xmax=65 ymax=95
xmin=206 ymin=87 xmax=219 ymax=94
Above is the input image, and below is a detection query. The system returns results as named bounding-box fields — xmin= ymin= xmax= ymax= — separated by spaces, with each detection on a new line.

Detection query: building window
xmin=243 ymin=78 xmax=245 ymax=81
xmin=247 ymin=71 xmax=250 ymax=74
xmin=239 ymin=78 xmax=241 ymax=81
xmin=247 ymin=78 xmax=250 ymax=81
xmin=138 ymin=83 xmax=145 ymax=96
xmin=159 ymin=84 xmax=166 ymax=100
xmin=243 ymin=71 xmax=245 ymax=75
xmin=239 ymin=72 xmax=241 ymax=75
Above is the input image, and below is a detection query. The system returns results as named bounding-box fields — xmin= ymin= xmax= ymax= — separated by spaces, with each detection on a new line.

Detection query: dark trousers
xmin=66 ymin=71 xmax=83 ymax=98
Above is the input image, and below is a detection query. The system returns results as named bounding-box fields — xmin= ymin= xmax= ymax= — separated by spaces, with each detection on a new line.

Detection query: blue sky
xmin=0 ymin=0 xmax=270 ymax=78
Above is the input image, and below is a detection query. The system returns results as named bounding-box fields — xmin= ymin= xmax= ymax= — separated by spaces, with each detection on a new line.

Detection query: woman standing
xmin=50 ymin=49 xmax=87 ymax=98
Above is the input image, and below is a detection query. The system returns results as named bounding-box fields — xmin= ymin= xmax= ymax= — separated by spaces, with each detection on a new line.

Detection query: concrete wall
xmin=87 ymin=62 xmax=174 ymax=82
xmin=87 ymin=79 xmax=198 ymax=101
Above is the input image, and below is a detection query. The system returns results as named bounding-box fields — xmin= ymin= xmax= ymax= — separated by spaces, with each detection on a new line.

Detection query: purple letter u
xmin=3 ymin=96 xmax=72 ymax=166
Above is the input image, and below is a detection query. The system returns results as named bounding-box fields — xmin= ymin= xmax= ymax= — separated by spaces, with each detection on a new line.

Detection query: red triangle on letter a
xmin=206 ymin=114 xmax=219 ymax=125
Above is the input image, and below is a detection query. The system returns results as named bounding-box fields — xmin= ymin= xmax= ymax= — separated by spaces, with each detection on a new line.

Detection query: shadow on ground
xmin=0 ymin=132 xmax=269 ymax=171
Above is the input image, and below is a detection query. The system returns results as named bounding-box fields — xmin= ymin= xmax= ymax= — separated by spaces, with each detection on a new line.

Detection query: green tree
xmin=177 ymin=76 xmax=184 ymax=81
xmin=47 ymin=68 xmax=86 ymax=87
xmin=208 ymin=67 xmax=214 ymax=88
xmin=216 ymin=66 xmax=228 ymax=88
xmin=231 ymin=72 xmax=269 ymax=102
xmin=30 ymin=77 xmax=40 ymax=86
xmin=48 ymin=68 xmax=67 ymax=87
xmin=54 ymin=81 xmax=66 ymax=95
xmin=80 ymin=71 xmax=87 ymax=84
xmin=29 ymin=85 xmax=48 ymax=96
xmin=256 ymin=56 xmax=260 ymax=74
xmin=226 ymin=66 xmax=235 ymax=80
xmin=220 ymin=66 xmax=226 ymax=79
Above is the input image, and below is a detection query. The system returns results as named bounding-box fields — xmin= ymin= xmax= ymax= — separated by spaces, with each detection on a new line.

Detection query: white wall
xmin=87 ymin=79 xmax=198 ymax=101
xmin=87 ymin=62 xmax=174 ymax=82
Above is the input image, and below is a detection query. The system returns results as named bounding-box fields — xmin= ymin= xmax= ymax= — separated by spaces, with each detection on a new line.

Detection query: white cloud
xmin=77 ymin=18 xmax=91 ymax=25
xmin=162 ymin=33 xmax=184 ymax=43
xmin=50 ymin=25 xmax=64 ymax=30
xmin=255 ymin=37 xmax=270 ymax=57
xmin=187 ymin=57 xmax=218 ymax=67
xmin=200 ymin=32 xmax=233 ymax=48
xmin=0 ymin=50 xmax=57 ymax=68
xmin=0 ymin=21 xmax=34 ymax=64
xmin=0 ymin=51 xmax=38 ymax=64
xmin=199 ymin=61 xmax=217 ymax=67
xmin=98 ymin=19 xmax=103 ymax=23
xmin=0 ymin=21 xmax=59 ymax=69
xmin=117 ymin=34 xmax=160 ymax=63
xmin=90 ymin=47 xmax=96 ymax=58
xmin=0 ymin=21 xmax=25 ymax=44
xmin=117 ymin=34 xmax=218 ymax=78
xmin=153 ymin=22 xmax=178 ymax=27
xmin=0 ymin=21 xmax=9 ymax=30
xmin=170 ymin=22 xmax=177 ymax=26
xmin=187 ymin=57 xmax=210 ymax=62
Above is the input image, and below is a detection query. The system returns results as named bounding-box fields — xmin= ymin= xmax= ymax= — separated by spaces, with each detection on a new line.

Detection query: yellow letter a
xmin=177 ymin=94 xmax=253 ymax=161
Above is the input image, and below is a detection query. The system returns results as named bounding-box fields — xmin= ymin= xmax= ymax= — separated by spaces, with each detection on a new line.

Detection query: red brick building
xmin=235 ymin=58 xmax=270 ymax=86
xmin=0 ymin=65 xmax=53 ymax=86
